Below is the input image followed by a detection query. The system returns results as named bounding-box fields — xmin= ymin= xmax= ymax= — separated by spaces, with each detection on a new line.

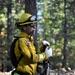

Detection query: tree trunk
xmin=62 ymin=0 xmax=68 ymax=68
xmin=6 ymin=0 xmax=12 ymax=71
xmin=7 ymin=1 xmax=12 ymax=50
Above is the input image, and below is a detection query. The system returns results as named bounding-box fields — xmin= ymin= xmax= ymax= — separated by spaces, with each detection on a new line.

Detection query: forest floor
xmin=0 ymin=69 xmax=75 ymax=75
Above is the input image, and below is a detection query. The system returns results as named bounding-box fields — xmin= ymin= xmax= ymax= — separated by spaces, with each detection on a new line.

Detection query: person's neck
xmin=21 ymin=30 xmax=33 ymax=37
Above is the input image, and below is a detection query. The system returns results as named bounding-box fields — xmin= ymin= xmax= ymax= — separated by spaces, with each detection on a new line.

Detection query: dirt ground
xmin=0 ymin=70 xmax=75 ymax=75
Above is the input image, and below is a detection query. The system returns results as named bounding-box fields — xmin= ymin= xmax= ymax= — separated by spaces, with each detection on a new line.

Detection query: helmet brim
xmin=19 ymin=21 xmax=37 ymax=26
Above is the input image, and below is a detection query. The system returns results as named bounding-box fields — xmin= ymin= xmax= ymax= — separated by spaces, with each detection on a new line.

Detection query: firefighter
xmin=13 ymin=13 xmax=52 ymax=75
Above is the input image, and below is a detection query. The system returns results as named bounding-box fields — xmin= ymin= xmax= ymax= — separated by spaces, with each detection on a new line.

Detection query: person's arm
xmin=19 ymin=38 xmax=52 ymax=63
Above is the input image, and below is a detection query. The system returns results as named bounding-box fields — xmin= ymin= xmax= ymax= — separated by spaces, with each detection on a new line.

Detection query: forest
xmin=0 ymin=0 xmax=75 ymax=73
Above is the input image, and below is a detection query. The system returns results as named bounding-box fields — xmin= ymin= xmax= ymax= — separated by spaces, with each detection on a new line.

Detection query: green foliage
xmin=0 ymin=0 xmax=25 ymax=71
xmin=37 ymin=0 xmax=75 ymax=69
xmin=0 ymin=0 xmax=75 ymax=70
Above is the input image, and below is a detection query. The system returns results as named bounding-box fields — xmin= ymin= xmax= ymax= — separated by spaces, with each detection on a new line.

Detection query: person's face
xmin=25 ymin=23 xmax=36 ymax=35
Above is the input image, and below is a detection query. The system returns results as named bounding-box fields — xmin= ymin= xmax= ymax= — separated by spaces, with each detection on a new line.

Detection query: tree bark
xmin=62 ymin=0 xmax=68 ymax=68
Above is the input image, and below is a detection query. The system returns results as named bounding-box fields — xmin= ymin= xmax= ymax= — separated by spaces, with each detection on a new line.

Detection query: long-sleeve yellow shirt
xmin=14 ymin=31 xmax=45 ymax=75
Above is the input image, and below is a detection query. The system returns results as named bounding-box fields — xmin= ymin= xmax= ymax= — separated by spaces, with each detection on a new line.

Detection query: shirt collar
xmin=18 ymin=31 xmax=33 ymax=41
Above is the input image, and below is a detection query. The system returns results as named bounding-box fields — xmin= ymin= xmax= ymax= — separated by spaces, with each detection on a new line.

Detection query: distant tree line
xmin=0 ymin=0 xmax=75 ymax=71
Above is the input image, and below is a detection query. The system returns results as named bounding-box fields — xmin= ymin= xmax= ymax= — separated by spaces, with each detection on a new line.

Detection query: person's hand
xmin=40 ymin=40 xmax=50 ymax=52
xmin=42 ymin=40 xmax=50 ymax=46
xmin=44 ymin=47 xmax=52 ymax=59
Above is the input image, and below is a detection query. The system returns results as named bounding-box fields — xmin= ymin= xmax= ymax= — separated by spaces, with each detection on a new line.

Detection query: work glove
xmin=40 ymin=40 xmax=50 ymax=52
xmin=44 ymin=47 xmax=52 ymax=59
xmin=42 ymin=40 xmax=50 ymax=46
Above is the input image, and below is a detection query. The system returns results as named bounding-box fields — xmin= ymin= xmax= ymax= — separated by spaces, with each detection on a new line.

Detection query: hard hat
xmin=16 ymin=13 xmax=37 ymax=27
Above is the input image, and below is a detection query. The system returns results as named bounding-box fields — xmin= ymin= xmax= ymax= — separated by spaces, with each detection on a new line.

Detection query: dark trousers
xmin=11 ymin=70 xmax=30 ymax=75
